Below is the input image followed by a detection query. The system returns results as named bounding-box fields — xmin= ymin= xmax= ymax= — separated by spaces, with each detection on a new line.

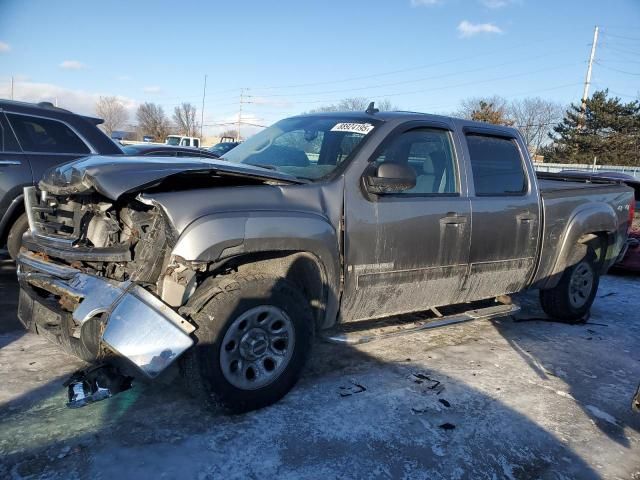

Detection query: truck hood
xmin=38 ymin=155 xmax=305 ymax=200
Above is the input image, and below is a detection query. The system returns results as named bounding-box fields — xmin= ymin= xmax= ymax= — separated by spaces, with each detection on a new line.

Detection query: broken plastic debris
xmin=64 ymin=365 xmax=132 ymax=408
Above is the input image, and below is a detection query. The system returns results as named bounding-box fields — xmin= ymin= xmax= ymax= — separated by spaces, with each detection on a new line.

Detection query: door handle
xmin=440 ymin=213 xmax=468 ymax=226
xmin=516 ymin=213 xmax=535 ymax=224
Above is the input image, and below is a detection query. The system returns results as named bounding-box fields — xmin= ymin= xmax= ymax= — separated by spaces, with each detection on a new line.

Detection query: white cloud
xmin=479 ymin=0 xmax=510 ymax=7
xmin=0 ymin=78 xmax=138 ymax=119
xmin=116 ymin=75 xmax=131 ymax=81
xmin=457 ymin=20 xmax=503 ymax=38
xmin=142 ymin=85 xmax=162 ymax=93
xmin=59 ymin=60 xmax=86 ymax=70
xmin=410 ymin=0 xmax=441 ymax=5
xmin=0 ymin=42 xmax=10 ymax=53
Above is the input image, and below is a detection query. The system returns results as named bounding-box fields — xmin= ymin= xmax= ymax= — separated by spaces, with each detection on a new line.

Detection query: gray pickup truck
xmin=16 ymin=109 xmax=634 ymax=412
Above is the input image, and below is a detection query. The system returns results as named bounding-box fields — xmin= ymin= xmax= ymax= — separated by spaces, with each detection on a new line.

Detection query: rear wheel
xmin=540 ymin=247 xmax=599 ymax=322
xmin=181 ymin=274 xmax=313 ymax=413
xmin=7 ymin=213 xmax=29 ymax=260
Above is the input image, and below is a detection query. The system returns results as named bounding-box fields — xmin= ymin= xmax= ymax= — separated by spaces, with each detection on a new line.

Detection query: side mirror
xmin=364 ymin=162 xmax=416 ymax=194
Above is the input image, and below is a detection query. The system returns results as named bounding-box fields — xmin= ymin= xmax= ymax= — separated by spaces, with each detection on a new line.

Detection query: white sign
xmin=330 ymin=122 xmax=375 ymax=135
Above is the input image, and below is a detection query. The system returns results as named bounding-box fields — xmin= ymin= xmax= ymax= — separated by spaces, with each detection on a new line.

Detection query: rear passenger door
xmin=5 ymin=112 xmax=93 ymax=183
xmin=462 ymin=129 xmax=540 ymax=301
xmin=0 ymin=113 xmax=32 ymax=221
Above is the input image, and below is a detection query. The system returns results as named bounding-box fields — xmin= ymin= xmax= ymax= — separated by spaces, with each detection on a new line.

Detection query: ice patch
xmin=586 ymin=405 xmax=619 ymax=426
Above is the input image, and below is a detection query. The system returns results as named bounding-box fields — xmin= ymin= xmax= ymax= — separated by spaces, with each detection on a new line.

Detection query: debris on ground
xmin=338 ymin=381 xmax=367 ymax=397
xmin=439 ymin=423 xmax=456 ymax=430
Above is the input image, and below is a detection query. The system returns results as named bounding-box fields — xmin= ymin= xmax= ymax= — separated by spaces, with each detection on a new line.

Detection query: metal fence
xmin=533 ymin=162 xmax=640 ymax=179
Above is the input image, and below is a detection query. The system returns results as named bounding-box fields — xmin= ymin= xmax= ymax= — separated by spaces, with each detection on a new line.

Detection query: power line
xmin=594 ymin=61 xmax=640 ymax=76
xmin=246 ymin=63 xmax=584 ymax=108
xmin=601 ymin=32 xmax=640 ymax=42
xmin=599 ymin=44 xmax=640 ymax=57
xmin=247 ymin=38 xmax=581 ymax=92
xmin=247 ymin=53 xmax=578 ymax=100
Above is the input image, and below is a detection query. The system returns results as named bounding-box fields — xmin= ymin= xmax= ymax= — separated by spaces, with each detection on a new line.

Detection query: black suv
xmin=0 ymin=100 xmax=122 ymax=258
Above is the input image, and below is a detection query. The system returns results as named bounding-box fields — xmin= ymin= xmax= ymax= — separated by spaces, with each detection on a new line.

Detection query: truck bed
xmin=533 ymin=172 xmax=633 ymax=287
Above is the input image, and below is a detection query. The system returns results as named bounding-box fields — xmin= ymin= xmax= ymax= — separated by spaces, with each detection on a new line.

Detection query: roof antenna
xmin=365 ymin=101 xmax=379 ymax=115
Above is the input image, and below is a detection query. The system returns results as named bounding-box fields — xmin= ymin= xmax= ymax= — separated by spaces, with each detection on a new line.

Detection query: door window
xmin=465 ymin=134 xmax=526 ymax=196
xmin=6 ymin=113 xmax=90 ymax=154
xmin=372 ymin=128 xmax=457 ymax=194
xmin=0 ymin=118 xmax=21 ymax=152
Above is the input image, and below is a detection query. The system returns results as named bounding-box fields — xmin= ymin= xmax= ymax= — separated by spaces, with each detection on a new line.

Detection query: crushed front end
xmin=17 ymin=186 xmax=195 ymax=380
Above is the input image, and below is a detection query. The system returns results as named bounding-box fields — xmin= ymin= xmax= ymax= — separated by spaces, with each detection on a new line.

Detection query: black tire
xmin=540 ymin=247 xmax=599 ymax=322
xmin=181 ymin=274 xmax=313 ymax=413
xmin=7 ymin=213 xmax=29 ymax=260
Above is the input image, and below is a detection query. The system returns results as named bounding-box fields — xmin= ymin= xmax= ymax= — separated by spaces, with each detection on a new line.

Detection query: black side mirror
xmin=364 ymin=162 xmax=416 ymax=194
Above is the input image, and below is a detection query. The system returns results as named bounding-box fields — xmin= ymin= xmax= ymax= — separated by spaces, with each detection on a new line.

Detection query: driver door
xmin=340 ymin=125 xmax=471 ymax=322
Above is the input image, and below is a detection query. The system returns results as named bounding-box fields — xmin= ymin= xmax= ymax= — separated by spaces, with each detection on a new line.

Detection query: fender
xmin=171 ymin=210 xmax=341 ymax=327
xmin=541 ymin=202 xmax=618 ymax=289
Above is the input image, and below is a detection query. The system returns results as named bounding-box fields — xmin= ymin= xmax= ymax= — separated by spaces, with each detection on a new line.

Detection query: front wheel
xmin=540 ymin=247 xmax=600 ymax=322
xmin=181 ymin=274 xmax=313 ymax=413
xmin=7 ymin=213 xmax=29 ymax=260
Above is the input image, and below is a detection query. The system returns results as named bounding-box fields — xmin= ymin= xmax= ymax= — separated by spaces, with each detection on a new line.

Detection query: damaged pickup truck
xmin=17 ymin=109 xmax=635 ymax=412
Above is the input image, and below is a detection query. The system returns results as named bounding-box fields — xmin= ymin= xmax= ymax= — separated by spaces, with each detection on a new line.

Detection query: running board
xmin=322 ymin=303 xmax=520 ymax=345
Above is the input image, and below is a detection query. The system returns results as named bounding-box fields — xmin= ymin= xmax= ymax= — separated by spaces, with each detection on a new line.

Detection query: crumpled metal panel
xmin=17 ymin=251 xmax=195 ymax=378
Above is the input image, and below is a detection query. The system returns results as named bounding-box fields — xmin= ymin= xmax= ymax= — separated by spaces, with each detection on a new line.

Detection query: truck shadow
xmin=494 ymin=275 xmax=640 ymax=449
xmin=0 ymin=338 xmax=605 ymax=479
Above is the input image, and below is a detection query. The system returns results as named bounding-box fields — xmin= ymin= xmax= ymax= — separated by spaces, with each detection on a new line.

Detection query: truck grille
xmin=24 ymin=186 xmax=82 ymax=243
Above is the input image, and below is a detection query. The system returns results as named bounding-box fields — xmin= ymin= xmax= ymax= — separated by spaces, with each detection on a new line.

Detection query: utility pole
xmin=581 ymin=25 xmax=599 ymax=113
xmin=200 ymin=74 xmax=207 ymax=139
xmin=237 ymin=88 xmax=244 ymax=142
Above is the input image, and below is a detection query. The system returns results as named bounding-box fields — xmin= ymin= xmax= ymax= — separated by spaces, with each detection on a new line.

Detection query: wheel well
xmin=0 ymin=204 xmax=25 ymax=246
xmin=220 ymin=251 xmax=328 ymax=330
xmin=577 ymin=231 xmax=609 ymax=271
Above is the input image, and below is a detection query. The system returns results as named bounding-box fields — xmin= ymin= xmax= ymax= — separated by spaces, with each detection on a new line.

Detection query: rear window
xmin=6 ymin=113 xmax=91 ymax=154
xmin=466 ymin=134 xmax=526 ymax=196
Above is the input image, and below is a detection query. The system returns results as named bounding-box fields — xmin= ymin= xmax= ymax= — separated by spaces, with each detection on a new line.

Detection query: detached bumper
xmin=17 ymin=251 xmax=195 ymax=378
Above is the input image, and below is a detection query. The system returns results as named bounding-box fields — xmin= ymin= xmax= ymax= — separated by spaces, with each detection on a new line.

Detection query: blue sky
xmin=0 ymin=0 xmax=638 ymax=136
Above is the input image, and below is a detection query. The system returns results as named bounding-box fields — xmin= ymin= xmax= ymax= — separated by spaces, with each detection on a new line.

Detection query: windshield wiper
xmin=249 ymin=163 xmax=278 ymax=171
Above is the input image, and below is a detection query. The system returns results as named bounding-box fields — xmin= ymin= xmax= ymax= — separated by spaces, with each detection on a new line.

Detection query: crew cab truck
xmin=16 ymin=110 xmax=634 ymax=412
xmin=165 ymin=135 xmax=200 ymax=148
xmin=0 ymin=100 xmax=123 ymax=259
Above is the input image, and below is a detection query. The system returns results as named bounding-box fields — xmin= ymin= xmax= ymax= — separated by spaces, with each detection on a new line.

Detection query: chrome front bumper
xmin=17 ymin=251 xmax=195 ymax=378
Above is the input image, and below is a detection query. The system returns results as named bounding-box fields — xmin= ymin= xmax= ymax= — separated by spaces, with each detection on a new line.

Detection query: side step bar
xmin=322 ymin=303 xmax=520 ymax=345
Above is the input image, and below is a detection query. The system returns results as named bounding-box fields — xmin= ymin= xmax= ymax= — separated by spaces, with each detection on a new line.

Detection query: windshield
xmin=166 ymin=136 xmax=180 ymax=145
xmin=121 ymin=145 xmax=142 ymax=154
xmin=209 ymin=142 xmax=237 ymax=156
xmin=223 ymin=115 xmax=380 ymax=180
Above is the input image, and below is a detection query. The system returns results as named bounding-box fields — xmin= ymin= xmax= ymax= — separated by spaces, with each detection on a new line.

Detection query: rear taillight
xmin=629 ymin=200 xmax=636 ymax=233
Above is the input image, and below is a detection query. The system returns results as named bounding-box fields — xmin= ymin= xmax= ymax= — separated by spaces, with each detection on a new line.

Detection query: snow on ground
xmin=0 ymin=260 xmax=639 ymax=479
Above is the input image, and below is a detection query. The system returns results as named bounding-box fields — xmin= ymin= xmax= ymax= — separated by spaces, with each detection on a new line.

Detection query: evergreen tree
xmin=546 ymin=90 xmax=640 ymax=166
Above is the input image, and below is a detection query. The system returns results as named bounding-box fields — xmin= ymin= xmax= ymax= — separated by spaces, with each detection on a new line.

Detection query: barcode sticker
xmin=330 ymin=122 xmax=375 ymax=135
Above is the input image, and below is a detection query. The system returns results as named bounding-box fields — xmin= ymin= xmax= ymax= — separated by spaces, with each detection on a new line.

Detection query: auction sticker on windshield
xmin=330 ymin=123 xmax=375 ymax=135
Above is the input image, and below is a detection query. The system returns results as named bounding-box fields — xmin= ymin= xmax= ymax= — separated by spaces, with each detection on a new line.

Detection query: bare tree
xmin=509 ymin=97 xmax=563 ymax=155
xmin=308 ymin=97 xmax=399 ymax=113
xmin=136 ymin=102 xmax=170 ymax=141
xmin=172 ymin=102 xmax=198 ymax=137
xmin=456 ymin=96 xmax=513 ymax=125
xmin=95 ymin=96 xmax=128 ymax=137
